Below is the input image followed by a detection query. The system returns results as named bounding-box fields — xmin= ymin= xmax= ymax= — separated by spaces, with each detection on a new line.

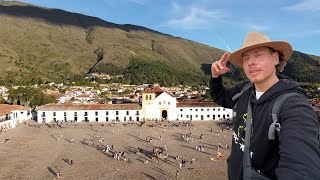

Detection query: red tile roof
xmin=37 ymin=103 xmax=142 ymax=111
xmin=176 ymin=102 xmax=221 ymax=108
xmin=143 ymin=88 xmax=153 ymax=93
xmin=0 ymin=104 xmax=31 ymax=116
xmin=143 ymin=86 xmax=164 ymax=94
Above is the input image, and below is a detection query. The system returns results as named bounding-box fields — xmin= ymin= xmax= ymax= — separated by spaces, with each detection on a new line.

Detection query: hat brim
xmin=229 ymin=41 xmax=292 ymax=67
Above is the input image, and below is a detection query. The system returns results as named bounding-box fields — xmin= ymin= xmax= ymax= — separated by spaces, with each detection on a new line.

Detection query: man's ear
xmin=273 ymin=51 xmax=280 ymax=65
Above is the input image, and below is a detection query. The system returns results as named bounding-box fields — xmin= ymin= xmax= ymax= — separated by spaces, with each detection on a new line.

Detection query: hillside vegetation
xmin=0 ymin=1 xmax=319 ymax=86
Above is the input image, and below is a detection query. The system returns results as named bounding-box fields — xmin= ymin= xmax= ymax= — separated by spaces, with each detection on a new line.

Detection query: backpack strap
xmin=232 ymin=82 xmax=252 ymax=110
xmin=268 ymin=92 xmax=301 ymax=140
xmin=243 ymin=94 xmax=271 ymax=180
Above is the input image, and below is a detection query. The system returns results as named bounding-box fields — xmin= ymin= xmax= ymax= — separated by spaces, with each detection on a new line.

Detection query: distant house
xmin=0 ymin=104 xmax=32 ymax=131
xmin=0 ymin=86 xmax=8 ymax=95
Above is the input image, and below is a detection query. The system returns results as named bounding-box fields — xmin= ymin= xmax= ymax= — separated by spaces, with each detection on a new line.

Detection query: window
xmin=74 ymin=117 xmax=77 ymax=121
xmin=159 ymin=102 xmax=161 ymax=105
xmin=129 ymin=117 xmax=132 ymax=121
xmin=96 ymin=117 xmax=98 ymax=122
xmin=136 ymin=111 xmax=139 ymax=115
xmin=53 ymin=112 xmax=56 ymax=116
xmin=213 ymin=109 xmax=215 ymax=111
xmin=207 ymin=109 xmax=209 ymax=111
xmin=207 ymin=115 xmax=210 ymax=118
xmin=218 ymin=115 xmax=221 ymax=117
xmin=53 ymin=118 xmax=56 ymax=121
xmin=106 ymin=111 xmax=109 ymax=115
xmin=116 ymin=117 xmax=119 ymax=121
xmin=186 ymin=115 xmax=189 ymax=118
xmin=163 ymin=101 xmax=166 ymax=104
xmin=223 ymin=108 xmax=225 ymax=111
xmin=168 ymin=102 xmax=170 ymax=105
xmin=190 ymin=109 xmax=192 ymax=111
xmin=149 ymin=95 xmax=151 ymax=99
xmin=146 ymin=95 xmax=148 ymax=100
xmin=227 ymin=114 xmax=230 ymax=117
xmin=84 ymin=112 xmax=88 ymax=116
xmin=42 ymin=112 xmax=45 ymax=117
xmin=201 ymin=109 xmax=203 ymax=111
xmin=85 ymin=117 xmax=88 ymax=121
xmin=196 ymin=115 xmax=198 ymax=118
xmin=64 ymin=112 xmax=67 ymax=116
xmin=116 ymin=111 xmax=119 ymax=115
xmin=74 ymin=112 xmax=77 ymax=116
xmin=218 ymin=108 xmax=220 ymax=111
xmin=21 ymin=111 xmax=23 ymax=114
xmin=180 ymin=114 xmax=183 ymax=117
xmin=180 ymin=109 xmax=183 ymax=111
xmin=126 ymin=111 xmax=129 ymax=115
xmin=95 ymin=111 xmax=98 ymax=116
xmin=196 ymin=109 xmax=198 ymax=111
xmin=106 ymin=117 xmax=109 ymax=121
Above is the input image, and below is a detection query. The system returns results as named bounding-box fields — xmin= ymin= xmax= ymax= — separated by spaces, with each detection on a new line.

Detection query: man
xmin=210 ymin=32 xmax=320 ymax=179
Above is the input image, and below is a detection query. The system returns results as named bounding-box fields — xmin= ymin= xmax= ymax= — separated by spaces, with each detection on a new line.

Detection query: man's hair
xmin=268 ymin=47 xmax=286 ymax=72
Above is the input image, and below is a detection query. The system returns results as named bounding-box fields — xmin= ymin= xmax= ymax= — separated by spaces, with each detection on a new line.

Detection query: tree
xmin=8 ymin=87 xmax=57 ymax=107
xmin=0 ymin=96 xmax=6 ymax=104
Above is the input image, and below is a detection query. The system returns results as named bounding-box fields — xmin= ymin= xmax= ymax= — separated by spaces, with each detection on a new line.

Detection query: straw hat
xmin=229 ymin=32 xmax=292 ymax=67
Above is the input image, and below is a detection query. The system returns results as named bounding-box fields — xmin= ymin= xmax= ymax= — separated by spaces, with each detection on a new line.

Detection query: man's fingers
xmin=216 ymin=61 xmax=224 ymax=70
xmin=220 ymin=52 xmax=230 ymax=64
xmin=212 ymin=64 xmax=220 ymax=73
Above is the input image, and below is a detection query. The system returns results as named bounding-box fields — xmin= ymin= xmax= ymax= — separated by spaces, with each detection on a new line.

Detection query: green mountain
xmin=0 ymin=1 xmax=319 ymax=86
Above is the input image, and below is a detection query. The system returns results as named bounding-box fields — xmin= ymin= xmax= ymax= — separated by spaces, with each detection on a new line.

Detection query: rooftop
xmin=37 ymin=103 xmax=142 ymax=111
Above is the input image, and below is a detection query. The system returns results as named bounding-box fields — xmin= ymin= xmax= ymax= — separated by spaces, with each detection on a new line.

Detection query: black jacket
xmin=210 ymin=75 xmax=320 ymax=180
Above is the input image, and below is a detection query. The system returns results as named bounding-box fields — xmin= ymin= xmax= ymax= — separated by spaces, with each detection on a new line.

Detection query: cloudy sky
xmin=11 ymin=0 xmax=320 ymax=56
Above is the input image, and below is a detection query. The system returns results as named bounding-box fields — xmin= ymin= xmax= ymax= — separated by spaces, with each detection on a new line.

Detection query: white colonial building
xmin=36 ymin=104 xmax=142 ymax=123
xmin=176 ymin=102 xmax=232 ymax=121
xmin=0 ymin=104 xmax=32 ymax=131
xmin=36 ymin=86 xmax=233 ymax=123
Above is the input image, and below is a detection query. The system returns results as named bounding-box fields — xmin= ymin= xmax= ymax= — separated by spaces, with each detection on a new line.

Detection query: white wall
xmin=37 ymin=110 xmax=142 ymax=123
xmin=176 ymin=107 xmax=233 ymax=121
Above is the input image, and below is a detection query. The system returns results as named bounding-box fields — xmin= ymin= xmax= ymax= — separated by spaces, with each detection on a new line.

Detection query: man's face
xmin=242 ymin=46 xmax=279 ymax=85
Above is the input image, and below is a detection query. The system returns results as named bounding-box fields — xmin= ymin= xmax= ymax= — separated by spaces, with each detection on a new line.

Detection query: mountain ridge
xmin=0 ymin=1 xmax=319 ymax=85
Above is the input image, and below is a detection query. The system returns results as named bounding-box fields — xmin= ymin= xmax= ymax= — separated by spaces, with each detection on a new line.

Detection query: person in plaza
xmin=210 ymin=31 xmax=320 ymax=179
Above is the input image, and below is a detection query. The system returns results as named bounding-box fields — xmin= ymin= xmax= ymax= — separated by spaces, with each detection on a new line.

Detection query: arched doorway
xmin=161 ymin=110 xmax=168 ymax=120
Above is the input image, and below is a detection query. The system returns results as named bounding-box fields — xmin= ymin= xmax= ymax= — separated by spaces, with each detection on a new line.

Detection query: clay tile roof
xmin=37 ymin=103 xmax=142 ymax=111
xmin=0 ymin=104 xmax=31 ymax=116
xmin=176 ymin=102 xmax=221 ymax=108
xmin=153 ymin=86 xmax=164 ymax=93
xmin=143 ymin=88 xmax=153 ymax=93
xmin=143 ymin=86 xmax=165 ymax=94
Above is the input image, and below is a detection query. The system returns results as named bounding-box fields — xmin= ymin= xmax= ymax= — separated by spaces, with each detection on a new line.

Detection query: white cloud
xmin=128 ymin=0 xmax=147 ymax=5
xmin=246 ymin=23 xmax=269 ymax=31
xmin=163 ymin=4 xmax=228 ymax=30
xmin=283 ymin=0 xmax=320 ymax=12
xmin=287 ymin=29 xmax=320 ymax=38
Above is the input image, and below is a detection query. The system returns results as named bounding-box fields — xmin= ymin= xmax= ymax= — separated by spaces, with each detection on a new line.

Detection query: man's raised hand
xmin=211 ymin=52 xmax=231 ymax=78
